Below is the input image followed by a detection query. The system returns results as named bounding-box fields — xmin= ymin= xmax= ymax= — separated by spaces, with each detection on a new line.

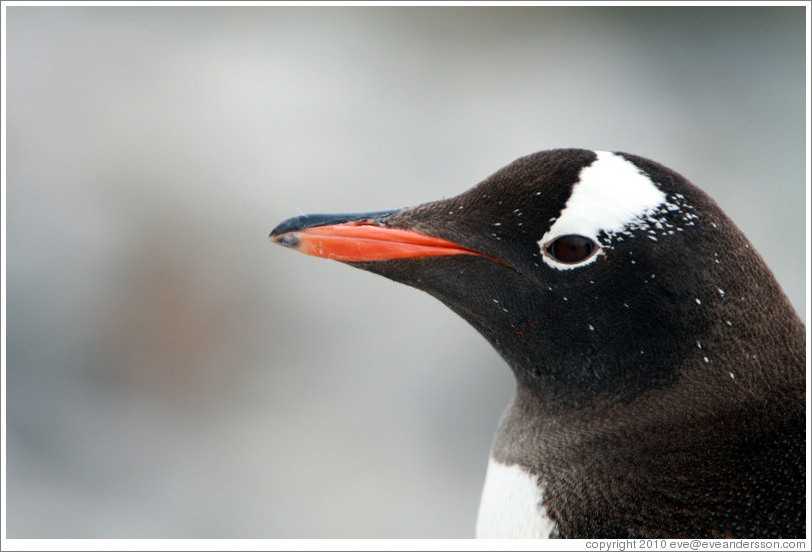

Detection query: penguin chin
xmin=349 ymin=255 xmax=682 ymax=410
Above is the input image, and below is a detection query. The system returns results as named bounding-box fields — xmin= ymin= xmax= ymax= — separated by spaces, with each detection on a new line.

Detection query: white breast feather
xmin=475 ymin=457 xmax=555 ymax=538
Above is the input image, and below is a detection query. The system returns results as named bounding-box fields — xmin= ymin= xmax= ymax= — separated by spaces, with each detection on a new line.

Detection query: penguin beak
xmin=270 ymin=210 xmax=491 ymax=262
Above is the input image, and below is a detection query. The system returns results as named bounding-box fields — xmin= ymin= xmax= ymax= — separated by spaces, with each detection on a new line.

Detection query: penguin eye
xmin=544 ymin=235 xmax=597 ymax=264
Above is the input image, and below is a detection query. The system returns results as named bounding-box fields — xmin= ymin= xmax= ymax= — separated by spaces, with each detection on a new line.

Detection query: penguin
xmin=269 ymin=149 xmax=806 ymax=538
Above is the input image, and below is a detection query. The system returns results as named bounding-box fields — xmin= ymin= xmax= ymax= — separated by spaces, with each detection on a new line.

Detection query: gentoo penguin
xmin=269 ymin=149 xmax=806 ymax=538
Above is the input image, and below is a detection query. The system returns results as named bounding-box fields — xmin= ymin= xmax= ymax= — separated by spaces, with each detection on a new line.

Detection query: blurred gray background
xmin=5 ymin=5 xmax=807 ymax=539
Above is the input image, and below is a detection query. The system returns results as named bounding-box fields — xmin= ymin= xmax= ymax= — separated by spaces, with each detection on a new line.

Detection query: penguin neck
xmin=490 ymin=378 xmax=805 ymax=538
xmin=492 ymin=331 xmax=805 ymax=472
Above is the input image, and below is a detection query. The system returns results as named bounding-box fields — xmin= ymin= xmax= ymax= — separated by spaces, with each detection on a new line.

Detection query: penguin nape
xmin=269 ymin=149 xmax=806 ymax=539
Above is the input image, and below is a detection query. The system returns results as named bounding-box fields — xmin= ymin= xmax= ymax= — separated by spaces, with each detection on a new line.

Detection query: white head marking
xmin=540 ymin=151 xmax=667 ymax=270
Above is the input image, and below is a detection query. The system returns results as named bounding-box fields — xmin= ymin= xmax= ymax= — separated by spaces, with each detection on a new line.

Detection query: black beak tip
xmin=270 ymin=232 xmax=301 ymax=248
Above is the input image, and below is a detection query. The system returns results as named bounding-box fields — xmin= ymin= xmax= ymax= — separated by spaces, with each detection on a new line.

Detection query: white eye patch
xmin=540 ymin=151 xmax=667 ymax=270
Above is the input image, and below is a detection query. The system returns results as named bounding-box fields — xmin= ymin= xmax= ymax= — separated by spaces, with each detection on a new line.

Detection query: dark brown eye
xmin=545 ymin=235 xmax=597 ymax=264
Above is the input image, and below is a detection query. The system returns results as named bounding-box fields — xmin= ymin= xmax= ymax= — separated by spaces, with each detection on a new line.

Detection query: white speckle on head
xmin=696 ymin=341 xmax=702 ymax=349
xmin=703 ymin=356 xmax=710 ymax=364
xmin=589 ymin=324 xmax=595 ymax=331
xmin=540 ymin=151 xmax=667 ymax=270
xmin=717 ymin=288 xmax=726 ymax=297
xmin=695 ymin=298 xmax=702 ymax=305
xmin=729 ymin=372 xmax=736 ymax=379
xmin=726 ymin=320 xmax=733 ymax=327
xmin=476 ymin=458 xmax=555 ymax=539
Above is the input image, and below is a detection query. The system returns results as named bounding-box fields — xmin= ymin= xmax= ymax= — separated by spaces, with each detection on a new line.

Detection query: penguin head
xmin=271 ymin=149 xmax=803 ymax=412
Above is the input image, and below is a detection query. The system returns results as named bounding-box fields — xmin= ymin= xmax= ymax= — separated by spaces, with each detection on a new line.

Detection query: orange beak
xmin=270 ymin=211 xmax=491 ymax=262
